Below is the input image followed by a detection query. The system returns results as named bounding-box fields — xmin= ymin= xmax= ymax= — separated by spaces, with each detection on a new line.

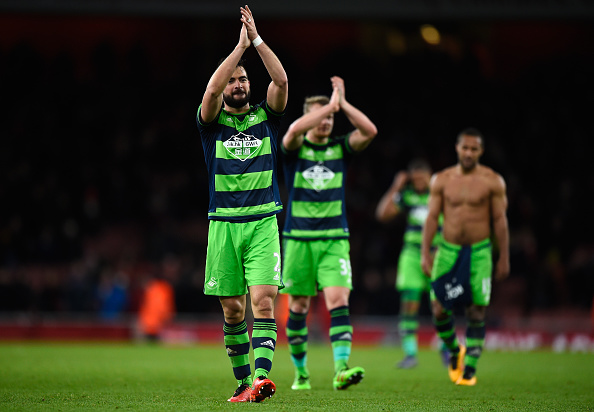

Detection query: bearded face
xmin=223 ymin=66 xmax=251 ymax=110
xmin=223 ymin=88 xmax=251 ymax=109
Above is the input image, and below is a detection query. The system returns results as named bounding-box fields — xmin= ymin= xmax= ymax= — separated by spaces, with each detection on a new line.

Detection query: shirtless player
xmin=421 ymin=127 xmax=510 ymax=386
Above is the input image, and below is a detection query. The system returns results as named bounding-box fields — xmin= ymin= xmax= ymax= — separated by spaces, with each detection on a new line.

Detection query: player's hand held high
xmin=237 ymin=21 xmax=250 ymax=50
xmin=240 ymin=5 xmax=258 ymax=45
xmin=329 ymin=86 xmax=341 ymax=113
xmin=331 ymin=76 xmax=346 ymax=106
xmin=335 ymin=75 xmax=378 ymax=151
xmin=393 ymin=171 xmax=409 ymax=192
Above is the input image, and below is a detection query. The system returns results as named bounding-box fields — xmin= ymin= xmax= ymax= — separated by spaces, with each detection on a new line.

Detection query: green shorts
xmin=396 ymin=244 xmax=431 ymax=293
xmin=280 ymin=238 xmax=352 ymax=296
xmin=430 ymin=238 xmax=492 ymax=307
xmin=204 ymin=215 xmax=283 ymax=296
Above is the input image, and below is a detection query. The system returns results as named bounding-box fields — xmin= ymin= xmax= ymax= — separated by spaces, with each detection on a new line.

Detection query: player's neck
xmin=306 ymin=132 xmax=329 ymax=145
xmin=457 ymin=163 xmax=480 ymax=175
xmin=224 ymin=104 xmax=250 ymax=115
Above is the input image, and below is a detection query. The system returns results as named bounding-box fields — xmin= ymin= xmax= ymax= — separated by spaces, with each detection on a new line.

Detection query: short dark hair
xmin=217 ymin=58 xmax=247 ymax=71
xmin=457 ymin=127 xmax=484 ymax=146
xmin=407 ymin=158 xmax=431 ymax=172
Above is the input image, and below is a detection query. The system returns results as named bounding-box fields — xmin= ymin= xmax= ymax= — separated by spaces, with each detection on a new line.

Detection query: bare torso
xmin=438 ymin=165 xmax=499 ymax=245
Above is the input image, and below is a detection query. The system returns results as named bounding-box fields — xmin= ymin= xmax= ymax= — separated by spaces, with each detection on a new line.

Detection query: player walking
xmin=280 ymin=76 xmax=377 ymax=390
xmin=421 ymin=128 xmax=510 ymax=386
xmin=195 ymin=5 xmax=288 ymax=402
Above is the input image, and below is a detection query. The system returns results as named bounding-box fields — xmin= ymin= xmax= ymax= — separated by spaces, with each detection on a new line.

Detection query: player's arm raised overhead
xmin=282 ymin=87 xmax=340 ymax=151
xmin=421 ymin=173 xmax=443 ymax=276
xmin=200 ymin=19 xmax=250 ymax=123
xmin=240 ymin=5 xmax=288 ymax=113
xmin=331 ymin=76 xmax=378 ymax=152
xmin=375 ymin=171 xmax=409 ymax=223
xmin=491 ymin=173 xmax=510 ymax=281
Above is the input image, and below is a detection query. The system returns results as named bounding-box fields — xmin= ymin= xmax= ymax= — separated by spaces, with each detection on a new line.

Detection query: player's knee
xmin=401 ymin=300 xmax=420 ymax=315
xmin=466 ymin=305 xmax=486 ymax=322
xmin=289 ymin=296 xmax=310 ymax=314
xmin=220 ymin=297 xmax=246 ymax=322
xmin=251 ymin=296 xmax=275 ymax=318
xmin=222 ymin=307 xmax=246 ymax=323
xmin=431 ymin=299 xmax=446 ymax=318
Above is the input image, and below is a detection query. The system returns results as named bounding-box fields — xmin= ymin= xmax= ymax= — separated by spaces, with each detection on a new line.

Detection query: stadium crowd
xmin=1 ymin=16 xmax=592 ymax=323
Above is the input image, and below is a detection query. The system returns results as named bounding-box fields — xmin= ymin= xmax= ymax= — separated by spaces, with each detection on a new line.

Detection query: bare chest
xmin=443 ymin=176 xmax=491 ymax=208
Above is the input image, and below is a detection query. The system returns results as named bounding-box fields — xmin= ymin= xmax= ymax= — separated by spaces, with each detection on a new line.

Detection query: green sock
xmin=223 ymin=319 xmax=252 ymax=387
xmin=286 ymin=310 xmax=309 ymax=377
xmin=252 ymin=318 xmax=277 ymax=379
xmin=433 ymin=312 xmax=460 ymax=354
xmin=464 ymin=321 xmax=485 ymax=377
xmin=329 ymin=306 xmax=353 ymax=373
xmin=399 ymin=314 xmax=419 ymax=357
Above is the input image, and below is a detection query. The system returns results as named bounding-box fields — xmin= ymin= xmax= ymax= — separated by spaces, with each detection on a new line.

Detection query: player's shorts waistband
xmin=440 ymin=238 xmax=491 ymax=252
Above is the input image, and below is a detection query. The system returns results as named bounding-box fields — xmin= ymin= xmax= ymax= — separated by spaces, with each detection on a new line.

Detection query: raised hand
xmin=393 ymin=171 xmax=409 ymax=192
xmin=330 ymin=76 xmax=346 ymax=104
xmin=329 ymin=87 xmax=341 ymax=113
xmin=240 ymin=5 xmax=259 ymax=42
xmin=237 ymin=23 xmax=250 ymax=49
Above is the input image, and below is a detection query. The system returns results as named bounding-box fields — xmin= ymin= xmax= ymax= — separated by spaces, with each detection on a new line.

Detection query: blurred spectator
xmin=96 ymin=264 xmax=129 ymax=321
xmin=137 ymin=258 xmax=177 ymax=341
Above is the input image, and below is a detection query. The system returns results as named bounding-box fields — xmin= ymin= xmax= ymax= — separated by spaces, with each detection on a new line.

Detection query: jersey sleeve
xmin=196 ymin=104 xmax=221 ymax=129
xmin=398 ymin=187 xmax=411 ymax=211
xmin=337 ymin=133 xmax=355 ymax=161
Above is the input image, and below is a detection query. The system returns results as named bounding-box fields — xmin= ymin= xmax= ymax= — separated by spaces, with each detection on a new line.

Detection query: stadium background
xmin=0 ymin=0 xmax=593 ymax=345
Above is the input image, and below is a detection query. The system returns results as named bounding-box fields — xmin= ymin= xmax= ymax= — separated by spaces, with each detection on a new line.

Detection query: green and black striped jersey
xmin=196 ymin=100 xmax=284 ymax=222
xmin=397 ymin=186 xmax=443 ymax=246
xmin=281 ymin=134 xmax=354 ymax=240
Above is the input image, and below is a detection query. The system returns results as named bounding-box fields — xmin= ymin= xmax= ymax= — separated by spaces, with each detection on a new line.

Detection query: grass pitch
xmin=0 ymin=342 xmax=592 ymax=411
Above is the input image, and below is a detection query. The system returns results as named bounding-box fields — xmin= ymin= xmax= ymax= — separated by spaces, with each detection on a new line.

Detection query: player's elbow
xmin=359 ymin=125 xmax=378 ymax=143
xmin=204 ymin=84 xmax=222 ymax=100
xmin=366 ymin=124 xmax=378 ymax=139
xmin=286 ymin=120 xmax=306 ymax=140
xmin=375 ymin=211 xmax=387 ymax=223
xmin=375 ymin=204 xmax=396 ymax=223
xmin=282 ymin=130 xmax=302 ymax=151
xmin=274 ymin=75 xmax=288 ymax=90
xmin=492 ymin=213 xmax=508 ymax=227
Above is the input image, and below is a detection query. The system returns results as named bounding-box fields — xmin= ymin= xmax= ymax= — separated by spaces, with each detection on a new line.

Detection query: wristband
xmin=252 ymin=36 xmax=263 ymax=47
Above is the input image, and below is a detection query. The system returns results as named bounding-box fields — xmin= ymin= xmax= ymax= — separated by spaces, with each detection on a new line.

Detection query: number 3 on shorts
xmin=339 ymin=258 xmax=352 ymax=283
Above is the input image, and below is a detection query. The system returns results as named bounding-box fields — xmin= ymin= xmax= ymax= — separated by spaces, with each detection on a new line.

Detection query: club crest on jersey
xmin=302 ymin=162 xmax=335 ymax=192
xmin=223 ymin=132 xmax=262 ymax=161
xmin=410 ymin=205 xmax=429 ymax=222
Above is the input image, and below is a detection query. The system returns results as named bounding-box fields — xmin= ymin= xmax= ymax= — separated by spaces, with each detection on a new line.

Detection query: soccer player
xmin=280 ymin=76 xmax=378 ymax=390
xmin=421 ymin=128 xmax=510 ymax=386
xmin=375 ymin=159 xmax=448 ymax=369
xmin=195 ymin=5 xmax=288 ymax=403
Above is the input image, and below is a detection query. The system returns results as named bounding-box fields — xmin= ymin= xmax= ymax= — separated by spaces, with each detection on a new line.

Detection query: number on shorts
xmin=339 ymin=258 xmax=352 ymax=277
xmin=482 ymin=278 xmax=491 ymax=295
xmin=274 ymin=252 xmax=281 ymax=273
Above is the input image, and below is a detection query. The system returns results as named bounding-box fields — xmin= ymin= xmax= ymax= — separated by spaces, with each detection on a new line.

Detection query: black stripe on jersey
xmin=291 ymin=187 xmax=343 ymax=202
xmin=298 ymin=158 xmax=344 ymax=170
xmin=215 ymin=187 xmax=274 ymax=209
xmin=289 ymin=215 xmax=345 ymax=231
xmin=406 ymin=224 xmax=423 ymax=232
